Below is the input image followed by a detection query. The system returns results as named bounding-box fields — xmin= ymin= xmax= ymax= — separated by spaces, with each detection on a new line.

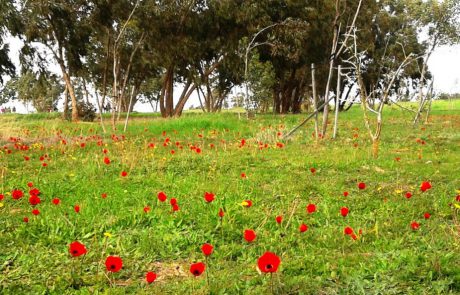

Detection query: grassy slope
xmin=0 ymin=100 xmax=459 ymax=294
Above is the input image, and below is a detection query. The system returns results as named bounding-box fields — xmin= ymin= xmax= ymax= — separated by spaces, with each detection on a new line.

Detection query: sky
xmin=2 ymin=38 xmax=460 ymax=114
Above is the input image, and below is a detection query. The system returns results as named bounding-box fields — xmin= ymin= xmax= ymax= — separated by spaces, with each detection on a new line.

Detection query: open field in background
xmin=0 ymin=100 xmax=459 ymax=294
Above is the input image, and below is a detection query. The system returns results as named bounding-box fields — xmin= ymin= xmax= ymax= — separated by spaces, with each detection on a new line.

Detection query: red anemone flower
xmin=146 ymin=271 xmax=157 ymax=284
xmin=411 ymin=221 xmax=420 ymax=230
xmin=275 ymin=215 xmax=283 ymax=224
xmin=299 ymin=223 xmax=308 ymax=233
xmin=121 ymin=171 xmax=128 ymax=177
xmin=74 ymin=205 xmax=80 ymax=213
xmin=344 ymin=226 xmax=353 ymax=235
xmin=12 ymin=189 xmax=24 ymax=200
xmin=29 ymin=195 xmax=41 ymax=206
xmin=201 ymin=243 xmax=214 ymax=256
xmin=32 ymin=209 xmax=40 ymax=215
xmin=204 ymin=192 xmax=215 ymax=203
xmin=343 ymin=191 xmax=349 ymax=197
xmin=29 ymin=188 xmax=40 ymax=196
xmin=424 ymin=212 xmax=431 ymax=219
xmin=358 ymin=182 xmax=366 ymax=190
xmin=405 ymin=192 xmax=413 ymax=199
xmin=52 ymin=198 xmax=60 ymax=205
xmin=218 ymin=208 xmax=224 ymax=218
xmin=340 ymin=207 xmax=349 ymax=217
xmin=158 ymin=191 xmax=167 ymax=202
xmin=420 ymin=181 xmax=432 ymax=192
xmin=244 ymin=229 xmax=256 ymax=242
xmin=306 ymin=203 xmax=316 ymax=214
xmin=103 ymin=157 xmax=111 ymax=165
xmin=243 ymin=200 xmax=252 ymax=208
xmin=105 ymin=256 xmax=123 ymax=272
xmin=190 ymin=262 xmax=206 ymax=276
xmin=257 ymin=252 xmax=281 ymax=273
xmin=69 ymin=241 xmax=87 ymax=257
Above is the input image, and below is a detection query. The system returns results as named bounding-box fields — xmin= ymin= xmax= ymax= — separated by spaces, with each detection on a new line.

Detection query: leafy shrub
xmin=65 ymin=101 xmax=96 ymax=122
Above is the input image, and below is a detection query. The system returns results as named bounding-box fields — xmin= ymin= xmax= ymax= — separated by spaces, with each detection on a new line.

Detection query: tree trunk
xmin=332 ymin=65 xmax=341 ymax=139
xmin=101 ymin=32 xmax=111 ymax=111
xmin=111 ymin=50 xmax=119 ymax=129
xmin=196 ymin=85 xmax=207 ymax=112
xmin=82 ymin=78 xmax=90 ymax=105
xmin=94 ymin=89 xmax=106 ymax=133
xmin=174 ymin=82 xmax=196 ymax=117
xmin=273 ymin=88 xmax=281 ymax=114
xmin=159 ymin=71 xmax=167 ymax=117
xmin=311 ymin=63 xmax=319 ymax=140
xmin=424 ymin=80 xmax=434 ymax=124
xmin=164 ymin=67 xmax=174 ymax=117
xmin=292 ymin=71 xmax=305 ymax=114
xmin=372 ymin=138 xmax=380 ymax=158
xmin=60 ymin=69 xmax=78 ymax=122
xmin=124 ymin=85 xmax=136 ymax=132
xmin=62 ymin=84 xmax=69 ymax=119
xmin=339 ymin=84 xmax=353 ymax=111
xmin=414 ymin=36 xmax=437 ymax=126
xmin=159 ymin=67 xmax=174 ymax=118
xmin=321 ymin=58 xmax=335 ymax=136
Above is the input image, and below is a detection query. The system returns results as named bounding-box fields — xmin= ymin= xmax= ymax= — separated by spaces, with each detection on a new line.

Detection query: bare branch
xmin=115 ymin=0 xmax=140 ymax=46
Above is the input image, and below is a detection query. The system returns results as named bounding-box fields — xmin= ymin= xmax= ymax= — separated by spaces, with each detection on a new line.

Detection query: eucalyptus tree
xmin=17 ymin=0 xmax=93 ymax=121
xmin=411 ymin=0 xmax=460 ymax=125
xmin=192 ymin=0 xmax=246 ymax=113
xmin=240 ymin=0 xmax=320 ymax=114
xmin=343 ymin=0 xmax=425 ymax=107
xmin=284 ymin=0 xmax=430 ymax=140
xmin=0 ymin=69 xmax=63 ymax=112
xmin=0 ymin=0 xmax=21 ymax=87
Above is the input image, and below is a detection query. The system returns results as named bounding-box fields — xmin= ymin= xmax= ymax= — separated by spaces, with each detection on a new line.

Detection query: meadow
xmin=0 ymin=100 xmax=459 ymax=294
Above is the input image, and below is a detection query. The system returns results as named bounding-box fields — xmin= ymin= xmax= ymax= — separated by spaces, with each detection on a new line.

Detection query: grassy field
xmin=0 ymin=100 xmax=459 ymax=294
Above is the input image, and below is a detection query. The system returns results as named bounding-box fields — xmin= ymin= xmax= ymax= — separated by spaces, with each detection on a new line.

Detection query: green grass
xmin=0 ymin=100 xmax=459 ymax=294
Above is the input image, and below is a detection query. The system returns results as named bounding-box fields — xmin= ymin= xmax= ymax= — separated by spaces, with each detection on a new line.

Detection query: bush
xmin=65 ymin=101 xmax=96 ymax=122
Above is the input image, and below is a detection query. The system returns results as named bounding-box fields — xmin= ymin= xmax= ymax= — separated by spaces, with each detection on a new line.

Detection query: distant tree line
xmin=0 ymin=0 xmax=458 ymax=125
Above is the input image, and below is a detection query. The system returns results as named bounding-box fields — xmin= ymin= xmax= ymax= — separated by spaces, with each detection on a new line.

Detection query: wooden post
xmin=333 ymin=65 xmax=341 ymax=139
